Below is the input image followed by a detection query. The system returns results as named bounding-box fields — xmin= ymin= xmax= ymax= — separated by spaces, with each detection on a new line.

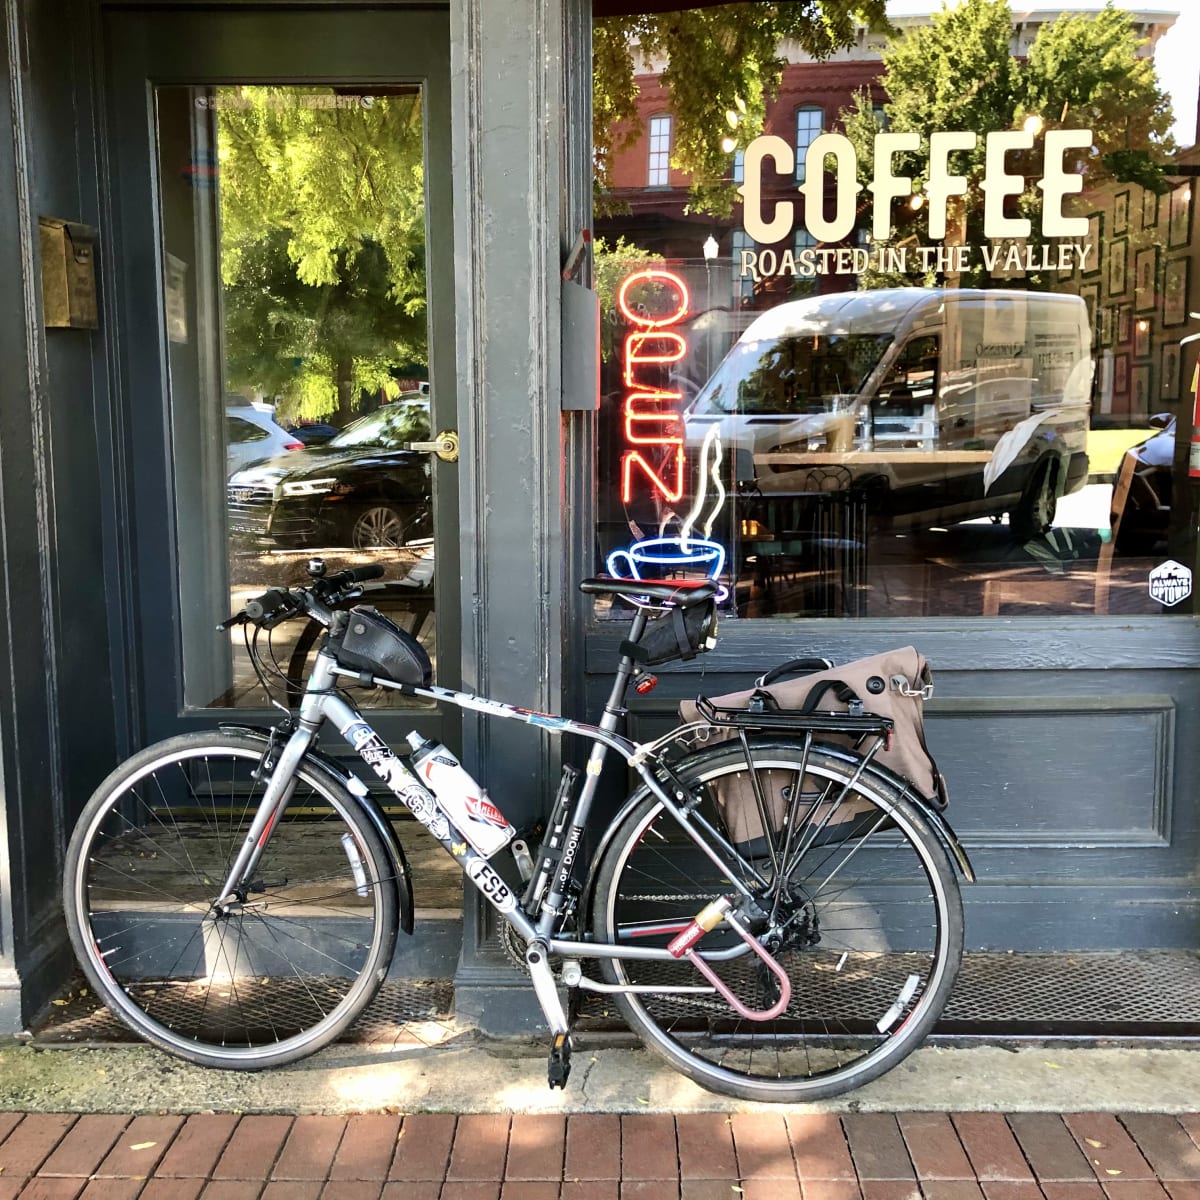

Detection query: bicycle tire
xmin=591 ymin=736 xmax=962 ymax=1102
xmin=63 ymin=730 xmax=399 ymax=1070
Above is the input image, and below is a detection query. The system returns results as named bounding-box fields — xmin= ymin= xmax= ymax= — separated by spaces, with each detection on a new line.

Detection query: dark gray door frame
xmin=102 ymin=6 xmax=462 ymax=750
xmin=447 ymin=0 xmax=594 ymax=1024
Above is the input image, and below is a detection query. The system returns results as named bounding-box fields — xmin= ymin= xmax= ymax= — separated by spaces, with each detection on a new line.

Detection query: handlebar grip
xmin=317 ymin=563 xmax=387 ymax=598
xmin=244 ymin=588 xmax=297 ymax=625
xmin=341 ymin=564 xmax=386 ymax=584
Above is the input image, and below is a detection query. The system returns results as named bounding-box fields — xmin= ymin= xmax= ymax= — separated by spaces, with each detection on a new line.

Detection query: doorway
xmin=105 ymin=7 xmax=460 ymax=752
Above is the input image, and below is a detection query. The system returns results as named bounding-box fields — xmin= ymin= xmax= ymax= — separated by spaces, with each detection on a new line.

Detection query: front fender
xmin=218 ymin=723 xmax=415 ymax=935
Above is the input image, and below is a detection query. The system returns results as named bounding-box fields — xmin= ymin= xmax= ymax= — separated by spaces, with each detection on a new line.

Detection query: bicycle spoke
xmin=66 ymin=736 xmax=397 ymax=1067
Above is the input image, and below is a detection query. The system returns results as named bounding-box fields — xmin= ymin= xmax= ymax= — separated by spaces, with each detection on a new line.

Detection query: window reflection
xmin=593 ymin=1 xmax=1198 ymax=618
xmin=156 ymin=84 xmax=437 ymax=708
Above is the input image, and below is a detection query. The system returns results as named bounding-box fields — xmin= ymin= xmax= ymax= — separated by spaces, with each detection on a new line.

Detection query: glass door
xmin=105 ymin=8 xmax=459 ymax=748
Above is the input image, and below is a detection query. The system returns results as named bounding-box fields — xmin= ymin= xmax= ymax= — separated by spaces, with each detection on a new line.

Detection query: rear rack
xmin=692 ymin=694 xmax=895 ymax=739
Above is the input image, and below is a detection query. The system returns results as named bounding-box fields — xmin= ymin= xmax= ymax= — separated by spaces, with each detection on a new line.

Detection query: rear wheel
xmin=63 ymin=731 xmax=399 ymax=1069
xmin=591 ymin=739 xmax=962 ymax=1102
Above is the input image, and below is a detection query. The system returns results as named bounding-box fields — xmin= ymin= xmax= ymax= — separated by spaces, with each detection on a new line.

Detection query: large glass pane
xmin=592 ymin=2 xmax=1200 ymax=619
xmin=155 ymin=85 xmax=435 ymax=706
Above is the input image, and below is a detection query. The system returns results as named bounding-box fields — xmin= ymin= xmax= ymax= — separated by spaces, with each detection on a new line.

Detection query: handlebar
xmin=219 ymin=562 xmax=387 ymax=632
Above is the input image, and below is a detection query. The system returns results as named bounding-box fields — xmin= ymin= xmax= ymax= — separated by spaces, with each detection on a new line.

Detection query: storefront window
xmin=592 ymin=0 xmax=1200 ymax=618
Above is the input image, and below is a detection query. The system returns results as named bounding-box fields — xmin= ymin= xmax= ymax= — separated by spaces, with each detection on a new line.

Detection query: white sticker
xmin=1148 ymin=560 xmax=1192 ymax=608
xmin=465 ymin=859 xmax=517 ymax=913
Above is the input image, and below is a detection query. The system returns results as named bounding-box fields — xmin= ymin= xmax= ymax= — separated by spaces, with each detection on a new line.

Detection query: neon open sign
xmin=608 ymin=265 xmax=729 ymax=600
xmin=616 ymin=268 xmax=691 ymax=504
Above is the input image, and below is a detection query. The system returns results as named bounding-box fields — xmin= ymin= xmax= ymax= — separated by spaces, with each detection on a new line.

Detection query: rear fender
xmin=219 ymin=723 xmax=415 ymax=934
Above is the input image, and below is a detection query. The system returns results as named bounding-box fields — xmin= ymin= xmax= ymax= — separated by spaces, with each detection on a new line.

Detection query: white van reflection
xmin=685 ymin=287 xmax=1092 ymax=541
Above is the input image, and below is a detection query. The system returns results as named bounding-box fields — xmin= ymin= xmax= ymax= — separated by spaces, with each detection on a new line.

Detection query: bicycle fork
xmin=214 ymin=721 xmax=317 ymax=913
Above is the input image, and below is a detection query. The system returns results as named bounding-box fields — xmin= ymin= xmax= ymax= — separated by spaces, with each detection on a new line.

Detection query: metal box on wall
xmin=38 ymin=217 xmax=99 ymax=329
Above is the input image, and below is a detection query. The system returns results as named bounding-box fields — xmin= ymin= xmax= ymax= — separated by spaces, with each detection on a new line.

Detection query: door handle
xmin=407 ymin=430 xmax=459 ymax=463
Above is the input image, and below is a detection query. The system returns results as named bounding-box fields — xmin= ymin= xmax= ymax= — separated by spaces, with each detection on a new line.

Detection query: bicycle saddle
xmin=579 ymin=576 xmax=718 ymax=607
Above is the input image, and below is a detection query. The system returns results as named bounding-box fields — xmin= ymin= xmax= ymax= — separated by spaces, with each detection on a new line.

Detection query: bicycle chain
xmin=619 ymin=892 xmax=723 ymax=903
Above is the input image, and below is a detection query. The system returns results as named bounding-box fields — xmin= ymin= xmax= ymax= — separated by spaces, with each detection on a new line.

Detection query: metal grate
xmin=31 ymin=951 xmax=1200 ymax=1048
xmin=937 ymin=951 xmax=1200 ymax=1036
xmin=32 ymin=976 xmax=456 ymax=1048
xmin=574 ymin=950 xmax=1200 ymax=1039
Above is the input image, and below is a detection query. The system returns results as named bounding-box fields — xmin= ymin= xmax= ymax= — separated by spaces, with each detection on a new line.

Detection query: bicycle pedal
xmin=546 ymin=1032 xmax=572 ymax=1090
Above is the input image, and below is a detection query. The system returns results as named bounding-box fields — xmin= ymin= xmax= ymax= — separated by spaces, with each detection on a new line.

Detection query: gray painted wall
xmin=583 ymin=619 xmax=1200 ymax=950
xmin=0 ymin=0 xmax=124 ymax=1027
xmin=449 ymin=0 xmax=595 ymax=1026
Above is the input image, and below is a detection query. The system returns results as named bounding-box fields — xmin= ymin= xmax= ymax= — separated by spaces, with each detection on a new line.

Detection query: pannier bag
xmin=678 ymin=647 xmax=946 ymax=854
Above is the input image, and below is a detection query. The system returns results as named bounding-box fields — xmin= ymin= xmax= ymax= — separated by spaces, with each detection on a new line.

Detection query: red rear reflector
xmin=284 ymin=441 xmax=304 ymax=451
xmin=634 ymin=674 xmax=658 ymax=695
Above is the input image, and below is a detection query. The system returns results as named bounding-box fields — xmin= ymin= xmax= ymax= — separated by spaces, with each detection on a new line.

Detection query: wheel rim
xmin=71 ymin=744 xmax=392 ymax=1063
xmin=352 ymin=505 xmax=411 ymax=549
xmin=1032 ymin=467 xmax=1056 ymax=529
xmin=601 ymin=753 xmax=956 ymax=1096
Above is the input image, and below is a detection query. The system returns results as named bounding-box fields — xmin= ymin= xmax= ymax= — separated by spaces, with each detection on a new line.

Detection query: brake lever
xmin=217 ymin=612 xmax=246 ymax=632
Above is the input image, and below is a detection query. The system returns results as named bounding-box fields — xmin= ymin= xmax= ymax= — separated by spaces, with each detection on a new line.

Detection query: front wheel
xmin=63 ymin=731 xmax=399 ymax=1069
xmin=591 ymin=739 xmax=963 ymax=1102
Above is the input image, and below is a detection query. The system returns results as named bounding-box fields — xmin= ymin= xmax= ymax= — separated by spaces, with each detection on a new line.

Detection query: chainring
xmin=499 ymin=919 xmax=529 ymax=970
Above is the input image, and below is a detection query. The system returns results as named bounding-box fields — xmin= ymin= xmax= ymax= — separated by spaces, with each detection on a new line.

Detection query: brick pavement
xmin=1 ymin=1112 xmax=1199 ymax=1199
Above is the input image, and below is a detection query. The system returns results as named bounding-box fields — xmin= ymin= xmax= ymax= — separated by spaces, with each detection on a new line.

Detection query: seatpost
xmin=601 ymin=605 xmax=648 ymax=734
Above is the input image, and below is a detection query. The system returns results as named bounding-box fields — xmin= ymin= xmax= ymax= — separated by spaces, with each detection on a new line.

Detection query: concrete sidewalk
xmin=2 ymin=1107 xmax=1200 ymax=1199
xmin=0 ymin=1038 xmax=1198 ymax=1116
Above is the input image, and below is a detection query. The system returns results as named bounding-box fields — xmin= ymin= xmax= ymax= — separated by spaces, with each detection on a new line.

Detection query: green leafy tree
xmin=840 ymin=0 xmax=1176 ymax=287
xmin=1025 ymin=6 xmax=1175 ymax=194
xmin=218 ymin=88 xmax=428 ymax=423
xmin=595 ymin=1 xmax=890 ymax=214
xmin=593 ymin=236 xmax=665 ymax=361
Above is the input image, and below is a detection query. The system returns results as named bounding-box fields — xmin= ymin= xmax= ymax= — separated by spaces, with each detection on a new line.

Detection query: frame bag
xmin=678 ymin=647 xmax=947 ymax=854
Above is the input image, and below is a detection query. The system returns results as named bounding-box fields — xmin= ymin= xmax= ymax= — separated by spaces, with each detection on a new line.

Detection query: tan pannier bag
xmin=678 ymin=647 xmax=946 ymax=853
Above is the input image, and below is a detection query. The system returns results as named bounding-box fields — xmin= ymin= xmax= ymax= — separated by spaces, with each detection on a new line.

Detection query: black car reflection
xmin=285 ymin=421 xmax=339 ymax=447
xmin=227 ymin=400 xmax=432 ymax=549
xmin=1115 ymin=413 xmax=1175 ymax=554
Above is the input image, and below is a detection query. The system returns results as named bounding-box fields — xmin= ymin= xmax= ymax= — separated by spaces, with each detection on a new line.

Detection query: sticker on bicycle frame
xmin=346 ymin=727 xmax=452 ymax=841
xmin=344 ymin=721 xmax=378 ymax=751
xmin=1148 ymin=560 xmax=1191 ymax=607
xmin=465 ymin=859 xmax=517 ymax=912
xmin=465 ymin=794 xmax=508 ymax=828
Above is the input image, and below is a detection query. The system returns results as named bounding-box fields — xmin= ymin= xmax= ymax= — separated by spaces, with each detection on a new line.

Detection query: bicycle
xmin=63 ymin=561 xmax=974 ymax=1102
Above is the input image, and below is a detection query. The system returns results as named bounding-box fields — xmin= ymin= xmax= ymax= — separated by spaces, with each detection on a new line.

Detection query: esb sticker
xmin=1148 ymin=560 xmax=1192 ymax=608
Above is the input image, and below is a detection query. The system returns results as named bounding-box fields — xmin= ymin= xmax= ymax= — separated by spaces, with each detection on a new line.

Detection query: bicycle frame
xmin=215 ymin=612 xmax=776 ymax=1036
xmin=221 ymin=663 xmax=757 ymax=945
